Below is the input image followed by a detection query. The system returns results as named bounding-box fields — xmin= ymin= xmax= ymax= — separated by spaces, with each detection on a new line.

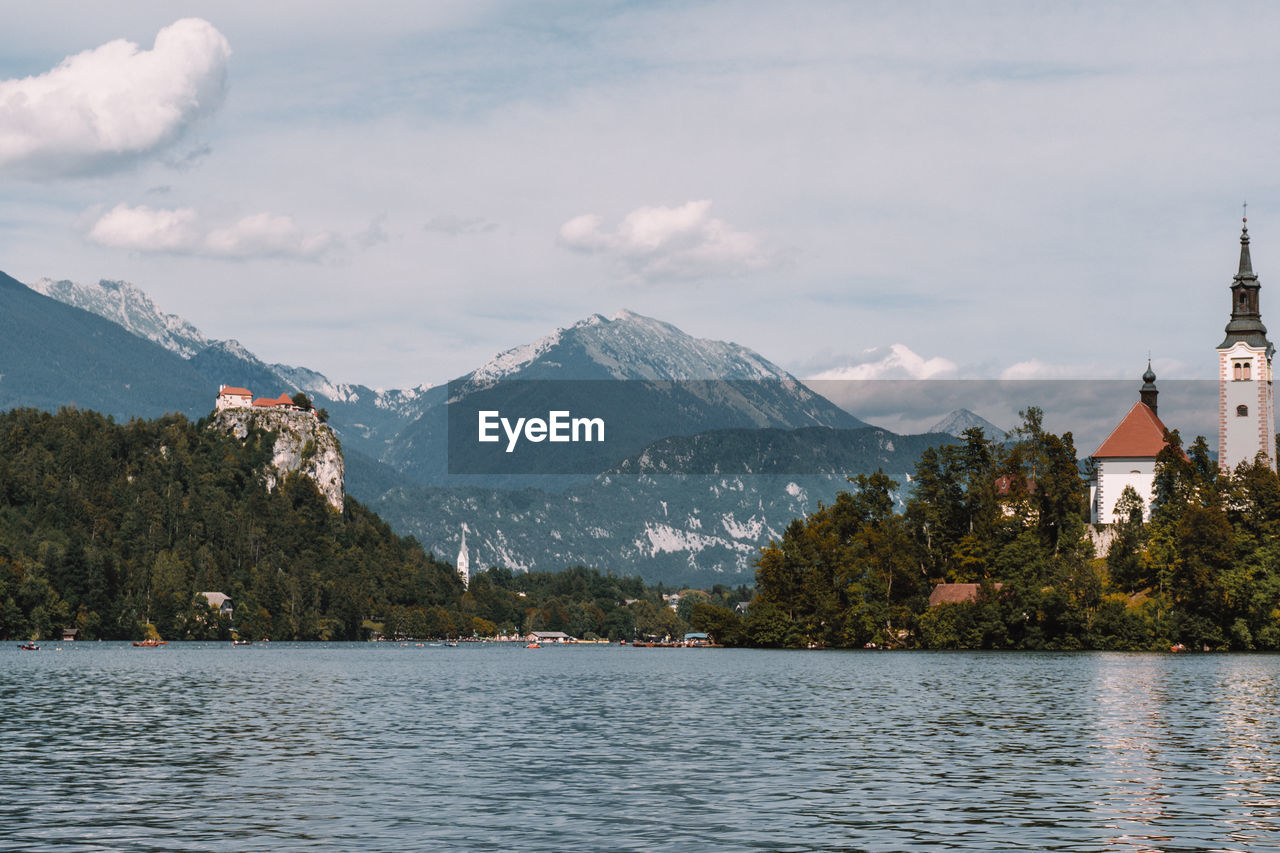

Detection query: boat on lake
xmin=132 ymin=638 xmax=167 ymax=647
xmin=17 ymin=642 xmax=39 ymax=651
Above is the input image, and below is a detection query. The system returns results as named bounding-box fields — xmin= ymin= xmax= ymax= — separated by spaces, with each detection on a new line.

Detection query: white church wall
xmin=1094 ymin=457 xmax=1157 ymax=524
xmin=1219 ymin=342 xmax=1274 ymax=470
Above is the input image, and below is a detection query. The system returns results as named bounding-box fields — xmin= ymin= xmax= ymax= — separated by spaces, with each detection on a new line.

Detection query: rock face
xmin=212 ymin=408 xmax=345 ymax=512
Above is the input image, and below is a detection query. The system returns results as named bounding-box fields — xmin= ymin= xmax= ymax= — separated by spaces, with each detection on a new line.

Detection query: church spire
xmin=1140 ymin=359 xmax=1158 ymax=415
xmin=1221 ymin=214 xmax=1269 ymax=349
xmin=456 ymin=529 xmax=470 ymax=589
xmin=1239 ymin=212 xmax=1255 ymax=278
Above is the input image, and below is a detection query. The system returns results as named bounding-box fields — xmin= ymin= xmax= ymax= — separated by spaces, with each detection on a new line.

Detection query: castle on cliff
xmin=216 ymin=385 xmax=317 ymax=416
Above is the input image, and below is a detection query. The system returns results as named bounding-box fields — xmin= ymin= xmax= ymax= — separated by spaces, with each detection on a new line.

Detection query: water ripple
xmin=4 ymin=645 xmax=1280 ymax=851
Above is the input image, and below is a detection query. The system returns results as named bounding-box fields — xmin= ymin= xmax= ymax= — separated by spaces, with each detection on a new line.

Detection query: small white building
xmin=1090 ymin=366 xmax=1175 ymax=524
xmin=200 ymin=592 xmax=234 ymax=620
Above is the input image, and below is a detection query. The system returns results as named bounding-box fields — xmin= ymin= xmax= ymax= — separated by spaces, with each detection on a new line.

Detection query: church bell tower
xmin=1218 ymin=215 xmax=1276 ymax=471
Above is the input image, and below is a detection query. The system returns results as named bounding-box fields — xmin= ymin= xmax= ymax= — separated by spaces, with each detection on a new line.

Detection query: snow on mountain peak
xmin=466 ymin=325 xmax=569 ymax=392
xmin=29 ymin=277 xmax=210 ymax=358
xmin=462 ymin=308 xmax=792 ymax=390
xmin=927 ymin=408 xmax=1008 ymax=441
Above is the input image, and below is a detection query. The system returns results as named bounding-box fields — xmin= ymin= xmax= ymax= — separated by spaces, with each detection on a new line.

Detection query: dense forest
xmin=0 ymin=407 xmax=744 ymax=642
xmin=7 ymin=404 xmax=1279 ymax=650
xmin=736 ymin=408 xmax=1280 ymax=651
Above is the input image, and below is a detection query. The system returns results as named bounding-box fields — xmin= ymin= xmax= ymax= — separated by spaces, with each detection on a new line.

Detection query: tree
xmin=689 ymin=601 xmax=743 ymax=645
xmin=1107 ymin=485 xmax=1148 ymax=592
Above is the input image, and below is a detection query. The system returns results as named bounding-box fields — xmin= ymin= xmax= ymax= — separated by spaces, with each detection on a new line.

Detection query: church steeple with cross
xmin=1219 ymin=209 xmax=1276 ymax=472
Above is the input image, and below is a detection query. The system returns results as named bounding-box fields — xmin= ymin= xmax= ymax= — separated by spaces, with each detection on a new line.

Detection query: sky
xmin=2 ymin=1 xmax=1278 ymax=394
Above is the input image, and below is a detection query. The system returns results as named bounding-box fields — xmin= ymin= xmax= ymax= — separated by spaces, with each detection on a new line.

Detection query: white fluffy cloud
xmin=809 ymin=344 xmax=958 ymax=381
xmin=0 ymin=19 xmax=230 ymax=178
xmin=88 ymin=204 xmax=335 ymax=260
xmin=558 ymin=200 xmax=774 ymax=281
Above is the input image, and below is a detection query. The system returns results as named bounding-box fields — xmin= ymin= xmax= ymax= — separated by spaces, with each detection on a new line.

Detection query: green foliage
xmin=749 ymin=410 xmax=1280 ymax=651
xmin=0 ymin=407 xmax=459 ymax=640
xmin=0 ymin=408 xmax=700 ymax=643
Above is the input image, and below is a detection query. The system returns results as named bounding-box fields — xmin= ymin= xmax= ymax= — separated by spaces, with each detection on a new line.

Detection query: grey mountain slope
xmin=28 ymin=277 xmax=212 ymax=358
xmin=0 ymin=270 xmax=210 ymax=419
xmin=11 ymin=271 xmax=964 ymax=584
xmin=372 ymin=425 xmax=955 ymax=587
xmin=384 ymin=310 xmax=867 ymax=486
xmin=927 ymin=408 xmax=1008 ymax=442
xmin=21 ymin=275 xmax=432 ymax=463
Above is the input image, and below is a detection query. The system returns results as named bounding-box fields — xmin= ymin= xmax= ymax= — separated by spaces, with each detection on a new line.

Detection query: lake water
xmin=3 ymin=644 xmax=1279 ymax=852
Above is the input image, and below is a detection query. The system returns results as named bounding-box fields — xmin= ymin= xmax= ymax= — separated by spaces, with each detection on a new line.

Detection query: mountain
xmin=384 ymin=310 xmax=867 ymax=486
xmin=28 ymin=277 xmax=212 ymax=358
xmin=927 ymin=408 xmax=1007 ymax=442
xmin=372 ymin=425 xmax=954 ymax=586
xmin=0 ymin=271 xmax=211 ymax=419
xmin=11 ymin=272 xmax=955 ymax=583
xmin=19 ymin=275 xmax=431 ymax=466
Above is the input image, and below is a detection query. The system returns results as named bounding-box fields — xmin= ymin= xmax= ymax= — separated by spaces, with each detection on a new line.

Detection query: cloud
xmin=557 ymin=200 xmax=774 ymax=281
xmin=87 ymin=205 xmax=199 ymax=252
xmin=808 ymin=344 xmax=958 ymax=381
xmin=88 ymin=204 xmax=335 ymax=260
xmin=998 ymin=359 xmax=1135 ymax=380
xmin=424 ymin=215 xmax=499 ymax=236
xmin=356 ymin=214 xmax=391 ymax=249
xmin=162 ymin=143 xmax=213 ymax=173
xmin=0 ymin=19 xmax=230 ymax=178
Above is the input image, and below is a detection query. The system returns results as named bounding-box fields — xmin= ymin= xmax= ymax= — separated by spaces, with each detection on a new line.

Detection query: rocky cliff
xmin=212 ymin=408 xmax=345 ymax=512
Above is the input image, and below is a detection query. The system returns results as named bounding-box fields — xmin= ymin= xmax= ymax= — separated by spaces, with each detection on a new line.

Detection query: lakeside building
xmin=1088 ymin=219 xmax=1275 ymax=525
xmin=928 ymin=583 xmax=1004 ymax=606
xmin=1218 ymin=216 xmax=1277 ymax=471
xmin=1088 ymin=364 xmax=1175 ymax=524
xmin=526 ymin=631 xmax=571 ymax=643
xmin=200 ymin=592 xmax=234 ymax=620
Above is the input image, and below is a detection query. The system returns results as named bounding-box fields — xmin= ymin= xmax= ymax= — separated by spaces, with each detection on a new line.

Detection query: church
xmin=1217 ymin=216 xmax=1277 ymax=471
xmin=1090 ymin=217 xmax=1276 ymax=524
xmin=1089 ymin=364 xmax=1171 ymax=524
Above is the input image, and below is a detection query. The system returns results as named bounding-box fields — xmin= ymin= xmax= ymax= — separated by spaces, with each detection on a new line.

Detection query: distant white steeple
xmin=457 ymin=529 xmax=470 ymax=589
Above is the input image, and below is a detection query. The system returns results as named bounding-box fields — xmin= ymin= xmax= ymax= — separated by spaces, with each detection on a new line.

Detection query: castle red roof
xmin=219 ymin=386 xmax=252 ymax=397
xmin=1093 ymin=402 xmax=1174 ymax=459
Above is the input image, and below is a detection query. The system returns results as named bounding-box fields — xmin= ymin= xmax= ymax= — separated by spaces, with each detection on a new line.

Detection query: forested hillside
xmin=0 ymin=407 xmax=732 ymax=642
xmin=0 ymin=407 xmax=461 ymax=640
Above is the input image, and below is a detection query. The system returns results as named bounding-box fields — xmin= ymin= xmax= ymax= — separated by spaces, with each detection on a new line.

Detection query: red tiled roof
xmin=994 ymin=474 xmax=1036 ymax=496
xmin=1093 ymin=402 xmax=1174 ymax=458
xmin=928 ymin=582 xmax=1004 ymax=606
xmin=219 ymin=386 xmax=252 ymax=397
xmin=252 ymin=394 xmax=296 ymax=408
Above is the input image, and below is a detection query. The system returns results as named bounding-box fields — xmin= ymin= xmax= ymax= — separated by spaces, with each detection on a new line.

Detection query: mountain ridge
xmin=927 ymin=408 xmax=1008 ymax=441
